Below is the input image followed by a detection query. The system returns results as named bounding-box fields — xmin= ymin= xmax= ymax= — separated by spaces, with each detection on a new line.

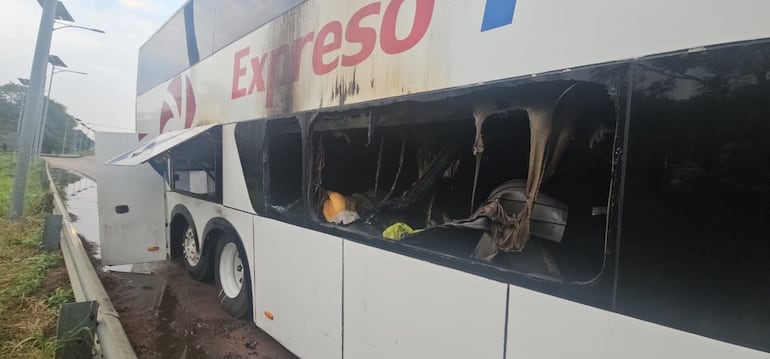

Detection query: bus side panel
xmin=605 ymin=310 xmax=768 ymax=359
xmin=251 ymin=218 xmax=342 ymax=359
xmin=96 ymin=132 xmax=167 ymax=265
xmin=343 ymin=241 xmax=507 ymax=359
xmin=506 ymin=285 xmax=612 ymax=358
xmin=506 ymin=285 xmax=767 ymax=358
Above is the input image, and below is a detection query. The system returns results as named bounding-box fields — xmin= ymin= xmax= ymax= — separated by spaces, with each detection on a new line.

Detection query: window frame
xmin=169 ymin=127 xmax=224 ymax=204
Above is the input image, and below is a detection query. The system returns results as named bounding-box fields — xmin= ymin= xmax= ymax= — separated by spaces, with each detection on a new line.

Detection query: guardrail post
xmin=43 ymin=214 xmax=63 ymax=251
xmin=55 ymin=301 xmax=99 ymax=359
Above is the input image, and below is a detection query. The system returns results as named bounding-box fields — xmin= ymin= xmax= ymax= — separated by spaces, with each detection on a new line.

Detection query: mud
xmin=101 ymin=260 xmax=297 ymax=359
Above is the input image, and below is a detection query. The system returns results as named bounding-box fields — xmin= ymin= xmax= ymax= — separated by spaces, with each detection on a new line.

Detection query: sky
xmin=0 ymin=0 xmax=183 ymax=133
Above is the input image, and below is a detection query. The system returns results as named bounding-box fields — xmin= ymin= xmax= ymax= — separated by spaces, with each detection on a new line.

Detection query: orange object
xmin=147 ymin=246 xmax=160 ymax=252
xmin=322 ymin=191 xmax=355 ymax=222
xmin=264 ymin=311 xmax=274 ymax=320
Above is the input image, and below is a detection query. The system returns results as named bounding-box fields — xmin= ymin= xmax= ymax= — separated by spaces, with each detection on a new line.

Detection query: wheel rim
xmin=219 ymin=242 xmax=244 ymax=298
xmin=183 ymin=227 xmax=201 ymax=266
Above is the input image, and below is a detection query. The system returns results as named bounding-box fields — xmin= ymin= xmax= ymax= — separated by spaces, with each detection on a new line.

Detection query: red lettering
xmin=313 ymin=21 xmax=343 ymax=75
xmin=266 ymin=44 xmax=292 ymax=107
xmin=380 ymin=0 xmax=434 ymax=55
xmin=248 ymin=52 xmax=269 ymax=94
xmin=293 ymin=32 xmax=315 ymax=81
xmin=342 ymin=2 xmax=381 ymax=67
xmin=231 ymin=47 xmax=250 ymax=99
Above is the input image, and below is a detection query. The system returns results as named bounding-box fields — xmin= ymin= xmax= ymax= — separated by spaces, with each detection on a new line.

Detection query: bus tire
xmin=215 ymin=235 xmax=252 ymax=319
xmin=182 ymin=224 xmax=212 ymax=281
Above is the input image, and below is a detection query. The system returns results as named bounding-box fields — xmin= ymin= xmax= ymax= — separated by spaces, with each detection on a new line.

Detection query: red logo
xmin=160 ymin=74 xmax=197 ymax=133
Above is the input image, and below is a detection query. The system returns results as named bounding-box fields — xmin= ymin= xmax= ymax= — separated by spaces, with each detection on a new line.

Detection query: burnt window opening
xmin=310 ymin=81 xmax=617 ymax=283
xmin=265 ymin=118 xmax=304 ymax=220
xmin=169 ymin=127 xmax=223 ymax=202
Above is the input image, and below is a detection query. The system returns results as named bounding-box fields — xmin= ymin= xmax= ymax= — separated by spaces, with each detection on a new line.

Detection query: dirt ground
xmin=47 ymin=156 xmax=297 ymax=359
xmin=99 ymin=260 xmax=297 ymax=359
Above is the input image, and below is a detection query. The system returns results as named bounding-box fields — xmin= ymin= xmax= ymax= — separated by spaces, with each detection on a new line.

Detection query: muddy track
xmin=99 ymin=260 xmax=296 ymax=359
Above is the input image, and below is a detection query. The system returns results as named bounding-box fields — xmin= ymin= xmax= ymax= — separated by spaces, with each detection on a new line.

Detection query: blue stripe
xmin=183 ymin=2 xmax=200 ymax=65
xmin=481 ymin=0 xmax=517 ymax=32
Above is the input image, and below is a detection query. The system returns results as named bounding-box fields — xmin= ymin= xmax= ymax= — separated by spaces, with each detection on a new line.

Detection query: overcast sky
xmin=0 ymin=0 xmax=183 ymax=133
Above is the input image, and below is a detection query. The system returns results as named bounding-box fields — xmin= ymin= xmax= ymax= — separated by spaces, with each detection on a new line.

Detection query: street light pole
xmin=34 ymin=66 xmax=56 ymax=156
xmin=10 ymin=0 xmax=56 ymax=218
xmin=61 ymin=119 xmax=70 ymax=154
xmin=37 ymin=67 xmax=87 ymax=156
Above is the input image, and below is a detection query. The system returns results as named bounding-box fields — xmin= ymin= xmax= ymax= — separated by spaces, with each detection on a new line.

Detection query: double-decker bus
xmin=96 ymin=1 xmax=770 ymax=357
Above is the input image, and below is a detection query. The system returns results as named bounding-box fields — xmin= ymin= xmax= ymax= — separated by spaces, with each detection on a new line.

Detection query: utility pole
xmin=62 ymin=123 xmax=69 ymax=154
xmin=10 ymin=0 xmax=56 ymax=218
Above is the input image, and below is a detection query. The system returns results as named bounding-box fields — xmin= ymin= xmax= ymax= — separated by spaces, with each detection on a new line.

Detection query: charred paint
xmin=330 ymin=68 xmax=362 ymax=106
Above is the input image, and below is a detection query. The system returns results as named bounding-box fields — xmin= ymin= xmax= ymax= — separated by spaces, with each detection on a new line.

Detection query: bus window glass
xmin=213 ymin=0 xmax=307 ymax=50
xmin=235 ymin=121 xmax=267 ymax=214
xmin=619 ymin=42 xmax=770 ymax=352
xmin=265 ymin=118 xmax=304 ymax=220
xmin=193 ymin=0 xmax=216 ymax=60
xmin=170 ymin=127 xmax=222 ymax=202
xmin=137 ymin=10 xmax=189 ymax=94
xmin=310 ymin=77 xmax=617 ymax=284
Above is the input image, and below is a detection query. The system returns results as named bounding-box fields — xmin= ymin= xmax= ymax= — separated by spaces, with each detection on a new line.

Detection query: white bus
xmin=96 ymin=1 xmax=770 ymax=358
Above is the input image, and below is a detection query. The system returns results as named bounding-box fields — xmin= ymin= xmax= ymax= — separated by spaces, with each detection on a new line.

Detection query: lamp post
xmin=35 ymin=56 xmax=87 ymax=156
xmin=11 ymin=0 xmax=57 ymax=218
xmin=62 ymin=117 xmax=80 ymax=154
xmin=33 ymin=23 xmax=103 ymax=157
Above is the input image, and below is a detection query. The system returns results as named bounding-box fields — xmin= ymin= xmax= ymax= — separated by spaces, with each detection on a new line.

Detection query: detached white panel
xmin=252 ymin=218 xmax=342 ymax=359
xmin=96 ymin=132 xmax=167 ymax=265
xmin=344 ymin=241 xmax=507 ymax=359
xmin=506 ymin=285 xmax=768 ymax=359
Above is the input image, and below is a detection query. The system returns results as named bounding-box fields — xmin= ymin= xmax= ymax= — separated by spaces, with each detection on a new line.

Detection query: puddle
xmin=156 ymin=288 xmax=207 ymax=359
xmin=51 ymin=168 xmax=132 ymax=273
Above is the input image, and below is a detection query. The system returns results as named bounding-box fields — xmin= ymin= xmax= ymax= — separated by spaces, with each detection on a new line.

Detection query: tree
xmin=0 ymin=82 xmax=93 ymax=154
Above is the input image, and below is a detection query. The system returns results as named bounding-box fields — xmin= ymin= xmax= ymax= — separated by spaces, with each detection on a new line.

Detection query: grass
xmin=0 ymin=156 xmax=71 ymax=358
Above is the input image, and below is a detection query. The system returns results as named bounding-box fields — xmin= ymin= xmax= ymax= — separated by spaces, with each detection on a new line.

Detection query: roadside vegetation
xmin=0 ymin=156 xmax=72 ymax=358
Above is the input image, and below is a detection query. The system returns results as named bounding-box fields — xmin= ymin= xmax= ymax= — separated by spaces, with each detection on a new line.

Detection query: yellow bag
xmin=382 ymin=223 xmax=421 ymax=241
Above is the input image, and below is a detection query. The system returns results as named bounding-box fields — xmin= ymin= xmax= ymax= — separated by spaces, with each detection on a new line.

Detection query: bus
xmin=95 ymin=1 xmax=770 ymax=358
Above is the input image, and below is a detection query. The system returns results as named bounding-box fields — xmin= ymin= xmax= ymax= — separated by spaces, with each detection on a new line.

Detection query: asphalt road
xmin=44 ymin=155 xmax=97 ymax=180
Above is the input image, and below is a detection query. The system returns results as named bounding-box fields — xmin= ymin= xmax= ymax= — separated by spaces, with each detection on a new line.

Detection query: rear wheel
xmin=215 ymin=235 xmax=252 ymax=319
xmin=182 ymin=224 xmax=212 ymax=281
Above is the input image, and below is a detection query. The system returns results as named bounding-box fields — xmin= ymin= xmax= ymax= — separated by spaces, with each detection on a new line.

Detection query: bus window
xmin=170 ymin=127 xmax=222 ymax=202
xmin=310 ymin=79 xmax=617 ymax=284
xmin=619 ymin=41 xmax=770 ymax=352
xmin=265 ymin=118 xmax=304 ymax=220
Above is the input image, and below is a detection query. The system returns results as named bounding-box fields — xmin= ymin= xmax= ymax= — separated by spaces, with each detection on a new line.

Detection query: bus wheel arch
xmin=170 ymin=205 xmax=213 ymax=281
xmin=204 ymin=218 xmax=252 ymax=319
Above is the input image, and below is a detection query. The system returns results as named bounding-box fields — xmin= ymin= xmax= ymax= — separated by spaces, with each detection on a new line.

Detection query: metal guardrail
xmin=45 ymin=163 xmax=138 ymax=359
